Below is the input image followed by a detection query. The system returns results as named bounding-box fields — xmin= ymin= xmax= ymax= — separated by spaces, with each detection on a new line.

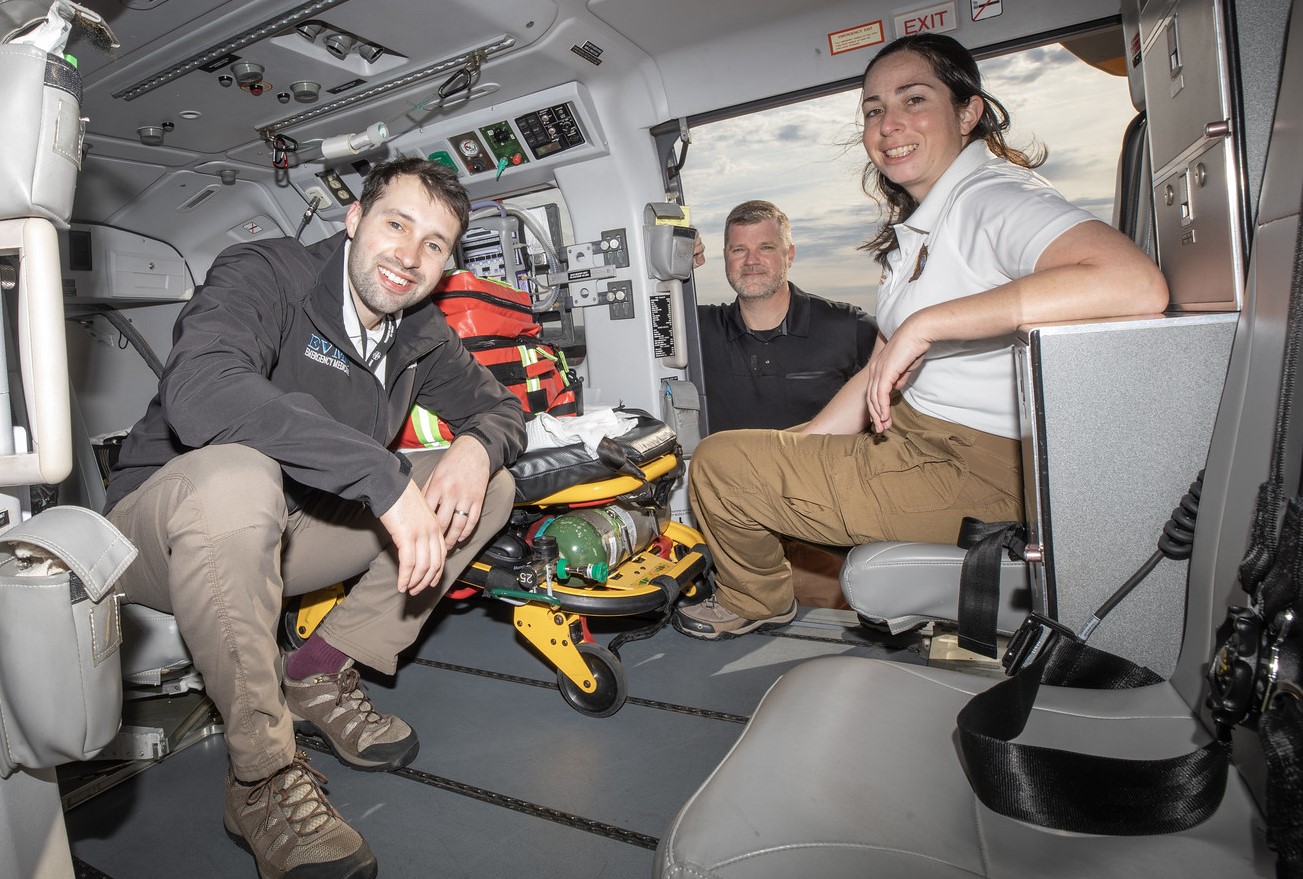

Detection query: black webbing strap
xmin=1262 ymin=693 xmax=1303 ymax=876
xmin=957 ymin=642 xmax=1230 ymax=835
xmin=956 ymin=518 xmax=1025 ymax=658
xmin=1037 ymin=634 xmax=1166 ymax=689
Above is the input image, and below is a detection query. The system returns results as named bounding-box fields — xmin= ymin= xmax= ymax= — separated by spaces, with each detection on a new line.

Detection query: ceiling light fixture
xmin=258 ymin=35 xmax=514 ymax=140
xmin=137 ymin=125 xmax=166 ymax=145
xmin=112 ymin=0 xmax=349 ymax=101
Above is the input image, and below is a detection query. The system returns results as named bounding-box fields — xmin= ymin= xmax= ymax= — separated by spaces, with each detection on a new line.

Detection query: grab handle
xmin=0 ymin=217 xmax=72 ymax=487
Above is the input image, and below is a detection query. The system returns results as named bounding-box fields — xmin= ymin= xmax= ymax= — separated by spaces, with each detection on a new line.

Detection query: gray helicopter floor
xmin=63 ymin=600 xmax=924 ymax=879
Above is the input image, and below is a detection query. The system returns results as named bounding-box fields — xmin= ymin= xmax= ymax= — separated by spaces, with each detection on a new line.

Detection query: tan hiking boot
xmin=224 ymin=750 xmax=377 ymax=879
xmin=672 ymin=595 xmax=798 ymax=640
xmin=283 ymin=658 xmax=419 ymax=771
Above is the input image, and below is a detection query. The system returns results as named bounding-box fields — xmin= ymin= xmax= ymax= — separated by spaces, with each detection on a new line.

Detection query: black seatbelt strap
xmin=956 ymin=476 xmax=1222 ymax=836
xmin=956 ymin=518 xmax=1025 ymax=658
xmin=957 ymin=643 xmax=1229 ymax=835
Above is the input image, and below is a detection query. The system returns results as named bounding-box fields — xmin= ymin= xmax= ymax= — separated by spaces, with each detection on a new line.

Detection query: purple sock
xmin=285 ymin=634 xmax=348 ymax=680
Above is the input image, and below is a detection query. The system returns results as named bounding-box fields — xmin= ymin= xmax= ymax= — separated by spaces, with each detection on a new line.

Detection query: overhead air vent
xmin=177 ymin=184 xmax=221 ymax=212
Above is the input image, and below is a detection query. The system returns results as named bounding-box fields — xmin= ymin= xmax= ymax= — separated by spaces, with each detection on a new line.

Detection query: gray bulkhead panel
xmin=1018 ymin=313 xmax=1236 ymax=677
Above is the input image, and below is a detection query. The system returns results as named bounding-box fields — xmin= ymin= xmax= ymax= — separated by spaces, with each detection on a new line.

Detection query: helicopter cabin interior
xmin=0 ymin=0 xmax=1300 ymax=876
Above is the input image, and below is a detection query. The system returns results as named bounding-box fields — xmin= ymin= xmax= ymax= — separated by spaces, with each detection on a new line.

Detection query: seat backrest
xmin=1170 ymin=0 xmax=1303 ymax=805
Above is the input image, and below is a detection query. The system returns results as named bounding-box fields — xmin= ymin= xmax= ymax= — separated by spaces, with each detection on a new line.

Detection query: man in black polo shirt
xmin=697 ymin=200 xmax=876 ymax=433
xmin=692 ymin=201 xmax=876 ymax=610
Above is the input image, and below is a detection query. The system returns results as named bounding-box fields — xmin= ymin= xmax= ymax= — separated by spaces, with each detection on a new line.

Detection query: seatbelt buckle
xmin=1002 ymin=612 xmax=1078 ymax=676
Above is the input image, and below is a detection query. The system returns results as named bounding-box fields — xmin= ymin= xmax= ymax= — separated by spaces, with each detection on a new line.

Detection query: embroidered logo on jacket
xmin=304 ymin=333 xmax=350 ymax=374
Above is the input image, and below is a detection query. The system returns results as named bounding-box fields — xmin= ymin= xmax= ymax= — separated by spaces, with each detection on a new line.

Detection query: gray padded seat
xmin=119 ymin=604 xmax=201 ymax=695
xmin=655 ymin=657 xmax=1270 ymax=878
xmin=841 ymin=541 xmax=1030 ymax=635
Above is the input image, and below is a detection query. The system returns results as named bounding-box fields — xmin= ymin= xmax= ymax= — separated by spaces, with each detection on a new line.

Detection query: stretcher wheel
xmin=283 ymin=606 xmax=307 ymax=649
xmin=557 ymin=642 xmax=627 ymax=717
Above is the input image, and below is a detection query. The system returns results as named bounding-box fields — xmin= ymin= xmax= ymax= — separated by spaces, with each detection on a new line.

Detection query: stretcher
xmin=287 ymin=421 xmax=712 ymax=717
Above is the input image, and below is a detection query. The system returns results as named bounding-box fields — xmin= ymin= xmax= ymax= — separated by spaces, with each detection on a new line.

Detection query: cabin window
xmin=678 ymin=38 xmax=1135 ymax=316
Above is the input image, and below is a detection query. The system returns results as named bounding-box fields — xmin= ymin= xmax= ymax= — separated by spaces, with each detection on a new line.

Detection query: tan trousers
xmin=107 ymin=443 xmax=515 ymax=780
xmin=689 ymin=400 xmax=1023 ymax=620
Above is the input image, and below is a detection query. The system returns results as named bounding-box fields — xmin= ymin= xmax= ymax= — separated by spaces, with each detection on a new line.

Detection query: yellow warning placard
xmin=828 ymin=20 xmax=885 ymax=56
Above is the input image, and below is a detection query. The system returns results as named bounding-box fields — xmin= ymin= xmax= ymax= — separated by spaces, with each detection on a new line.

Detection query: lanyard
xmin=358 ymin=314 xmax=396 ymax=372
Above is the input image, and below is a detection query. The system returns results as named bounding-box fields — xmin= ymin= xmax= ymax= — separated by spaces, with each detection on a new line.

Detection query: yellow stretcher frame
xmin=286 ymin=452 xmax=712 ymax=717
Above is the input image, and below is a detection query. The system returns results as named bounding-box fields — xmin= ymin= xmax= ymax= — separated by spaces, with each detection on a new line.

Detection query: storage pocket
xmin=0 ymin=506 xmax=136 ymax=777
xmin=0 ymin=43 xmax=84 ymax=225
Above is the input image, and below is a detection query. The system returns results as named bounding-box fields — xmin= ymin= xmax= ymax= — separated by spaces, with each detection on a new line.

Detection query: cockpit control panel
xmin=515 ymin=103 xmax=585 ymax=159
xmin=447 ymin=103 xmax=585 ymax=176
xmin=297 ymin=86 xmax=603 ymax=216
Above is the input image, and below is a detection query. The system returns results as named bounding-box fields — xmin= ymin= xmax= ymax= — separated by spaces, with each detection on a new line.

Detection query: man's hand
xmin=378 ymin=482 xmax=447 ymax=595
xmin=422 ymin=435 xmax=492 ymax=547
xmin=692 ymin=232 xmax=706 ymax=268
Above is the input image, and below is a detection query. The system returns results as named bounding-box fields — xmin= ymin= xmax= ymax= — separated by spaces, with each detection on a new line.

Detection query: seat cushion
xmin=655 ymin=656 xmax=1270 ymax=879
xmin=841 ymin=541 xmax=1031 ymax=634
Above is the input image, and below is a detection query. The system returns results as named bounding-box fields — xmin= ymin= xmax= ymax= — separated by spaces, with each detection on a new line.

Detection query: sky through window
xmin=680 ymin=42 xmax=1135 ymax=315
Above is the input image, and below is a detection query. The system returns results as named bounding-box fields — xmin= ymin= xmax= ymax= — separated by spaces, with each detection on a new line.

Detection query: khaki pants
xmin=689 ymin=400 xmax=1023 ymax=620
xmin=785 ymin=539 xmax=850 ymax=609
xmin=107 ymin=443 xmax=515 ymax=780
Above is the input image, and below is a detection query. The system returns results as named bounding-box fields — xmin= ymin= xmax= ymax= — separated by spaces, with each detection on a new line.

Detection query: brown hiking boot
xmin=672 ymin=595 xmax=798 ymax=640
xmin=282 ymin=657 xmax=419 ymax=771
xmin=224 ymin=751 xmax=377 ymax=879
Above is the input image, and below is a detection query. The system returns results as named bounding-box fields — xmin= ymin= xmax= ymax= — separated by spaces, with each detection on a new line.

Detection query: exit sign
xmin=893 ymin=2 xmax=958 ymax=37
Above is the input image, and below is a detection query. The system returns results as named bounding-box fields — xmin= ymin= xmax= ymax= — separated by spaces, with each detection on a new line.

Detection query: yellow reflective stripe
xmin=411 ymin=405 xmax=451 ymax=448
xmin=556 ymin=348 xmax=570 ymax=385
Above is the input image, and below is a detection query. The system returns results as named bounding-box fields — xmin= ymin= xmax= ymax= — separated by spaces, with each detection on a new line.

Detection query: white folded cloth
xmin=525 ymin=407 xmax=636 ymax=454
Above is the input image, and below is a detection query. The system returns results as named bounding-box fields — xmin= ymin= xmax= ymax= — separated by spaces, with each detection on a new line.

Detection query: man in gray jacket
xmin=106 ymin=157 xmax=526 ymax=879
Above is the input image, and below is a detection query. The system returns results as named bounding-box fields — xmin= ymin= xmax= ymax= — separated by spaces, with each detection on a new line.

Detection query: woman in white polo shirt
xmin=675 ymin=32 xmax=1169 ymax=641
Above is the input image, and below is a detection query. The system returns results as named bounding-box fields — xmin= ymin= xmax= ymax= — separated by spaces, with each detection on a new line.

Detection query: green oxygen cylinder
xmin=539 ymin=502 xmax=666 ymax=575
